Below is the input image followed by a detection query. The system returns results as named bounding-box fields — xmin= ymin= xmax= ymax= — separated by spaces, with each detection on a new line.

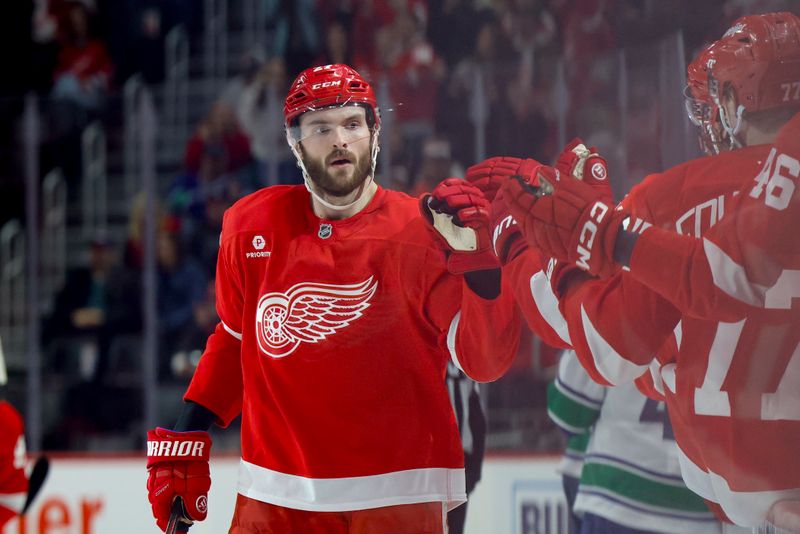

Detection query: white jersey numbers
xmin=750 ymin=148 xmax=800 ymax=211
xmin=694 ymin=319 xmax=800 ymax=421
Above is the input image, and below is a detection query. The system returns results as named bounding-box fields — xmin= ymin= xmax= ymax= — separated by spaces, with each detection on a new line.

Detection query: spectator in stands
xmin=169 ymin=281 xmax=218 ymax=381
xmin=409 ymin=136 xmax=463 ymax=196
xmin=316 ymin=15 xmax=353 ymax=67
xmin=42 ymin=234 xmax=141 ymax=382
xmin=156 ymin=220 xmax=207 ymax=381
xmin=264 ymin=0 xmax=320 ymax=76
xmin=184 ymin=102 xmax=253 ymax=176
xmin=220 ymin=49 xmax=265 ymax=112
xmin=382 ymin=8 xmax=446 ymax=179
xmin=494 ymin=58 xmax=552 ymax=161
xmin=428 ymin=0 xmax=482 ymax=69
xmin=501 ymin=0 xmax=560 ymax=57
xmin=170 ymin=105 xmax=257 ymax=223
xmin=562 ymin=0 xmax=617 ymax=110
xmin=181 ymin=176 xmax=234 ymax=276
xmin=236 ymin=57 xmax=301 ymax=186
xmin=440 ymin=10 xmax=514 ymax=166
xmin=51 ymin=1 xmax=113 ymax=115
xmin=124 ymin=193 xmax=148 ymax=270
xmin=132 ymin=6 xmax=166 ymax=85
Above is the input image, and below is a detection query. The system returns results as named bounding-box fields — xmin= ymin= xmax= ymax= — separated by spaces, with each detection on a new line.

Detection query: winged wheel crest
xmin=255 ymin=277 xmax=378 ymax=358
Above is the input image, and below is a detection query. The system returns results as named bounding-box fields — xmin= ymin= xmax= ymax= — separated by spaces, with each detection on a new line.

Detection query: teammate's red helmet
xmin=284 ymin=64 xmax=380 ymax=128
xmin=686 ymin=46 xmax=714 ymax=105
xmin=685 ymin=42 xmax=728 ymax=154
xmin=709 ymin=12 xmax=800 ymax=114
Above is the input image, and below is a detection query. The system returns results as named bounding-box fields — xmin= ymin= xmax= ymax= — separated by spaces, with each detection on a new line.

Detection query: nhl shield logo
xmin=255 ymin=277 xmax=378 ymax=358
xmin=318 ymin=223 xmax=332 ymax=239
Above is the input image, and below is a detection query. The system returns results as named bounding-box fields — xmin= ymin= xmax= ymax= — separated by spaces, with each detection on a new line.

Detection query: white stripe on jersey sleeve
xmin=530 ymin=271 xmax=572 ymax=345
xmin=579 ymin=304 xmax=649 ymax=385
xmin=704 ymin=238 xmax=766 ymax=307
xmin=446 ymin=311 xmax=464 ymax=372
xmin=221 ymin=321 xmax=243 ymax=341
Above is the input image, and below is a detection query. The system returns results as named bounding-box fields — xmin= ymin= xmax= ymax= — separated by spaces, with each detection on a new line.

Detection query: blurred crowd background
xmin=1 ymin=0 xmax=797 ymax=454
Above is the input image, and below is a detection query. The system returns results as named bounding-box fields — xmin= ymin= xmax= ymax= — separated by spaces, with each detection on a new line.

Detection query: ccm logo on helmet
xmin=312 ymin=80 xmax=342 ymax=90
xmin=147 ymin=440 xmax=206 ymax=458
xmin=575 ymin=201 xmax=609 ymax=271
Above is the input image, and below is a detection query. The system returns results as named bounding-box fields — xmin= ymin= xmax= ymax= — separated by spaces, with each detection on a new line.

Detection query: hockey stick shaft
xmin=165 ymin=498 xmax=192 ymax=534
xmin=21 ymin=456 xmax=49 ymax=514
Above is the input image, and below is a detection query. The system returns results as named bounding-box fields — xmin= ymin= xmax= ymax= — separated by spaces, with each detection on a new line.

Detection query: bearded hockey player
xmin=496 ymin=12 xmax=800 ymax=529
xmin=145 ymin=64 xmax=520 ymax=533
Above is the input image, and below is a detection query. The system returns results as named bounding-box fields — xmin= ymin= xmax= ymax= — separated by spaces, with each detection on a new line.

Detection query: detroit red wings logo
xmin=255 ymin=277 xmax=378 ymax=358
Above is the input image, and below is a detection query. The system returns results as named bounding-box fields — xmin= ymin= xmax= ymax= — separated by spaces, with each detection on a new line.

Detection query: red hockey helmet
xmin=284 ymin=64 xmax=380 ymax=129
xmin=684 ymin=44 xmax=714 ymax=107
xmin=709 ymin=12 xmax=800 ymax=115
xmin=685 ymin=42 xmax=729 ymax=154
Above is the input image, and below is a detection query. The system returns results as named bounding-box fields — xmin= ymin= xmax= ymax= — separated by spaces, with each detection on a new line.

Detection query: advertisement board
xmin=2 ymin=454 xmax=566 ymax=534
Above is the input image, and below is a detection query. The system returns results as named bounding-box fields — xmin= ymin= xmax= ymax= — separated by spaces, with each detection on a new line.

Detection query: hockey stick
xmin=21 ymin=456 xmax=49 ymax=514
xmin=165 ymin=498 xmax=192 ymax=534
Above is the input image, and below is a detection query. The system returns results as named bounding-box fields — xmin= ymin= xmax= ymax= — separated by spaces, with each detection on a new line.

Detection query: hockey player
xmin=0 ymin=339 xmax=29 ymax=529
xmin=145 ymin=64 xmax=520 ymax=533
xmin=496 ymin=12 xmax=800 ymax=528
xmin=547 ymin=351 xmax=720 ymax=533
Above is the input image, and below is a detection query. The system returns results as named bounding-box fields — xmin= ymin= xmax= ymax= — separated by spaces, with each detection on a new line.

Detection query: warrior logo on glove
xmin=146 ymin=428 xmax=212 ymax=532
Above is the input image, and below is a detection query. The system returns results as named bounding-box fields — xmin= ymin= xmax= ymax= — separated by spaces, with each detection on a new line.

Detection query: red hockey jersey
xmin=185 ymin=185 xmax=520 ymax=512
xmin=544 ymin=145 xmax=800 ymax=526
xmin=629 ymin=111 xmax=800 ymax=320
xmin=502 ymin=248 xmax=573 ymax=351
xmin=0 ymin=401 xmax=27 ymax=527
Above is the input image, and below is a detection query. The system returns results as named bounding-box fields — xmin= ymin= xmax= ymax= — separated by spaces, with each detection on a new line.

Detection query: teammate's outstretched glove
xmin=146 ymin=428 xmax=212 ymax=532
xmin=421 ymin=178 xmax=500 ymax=274
xmin=465 ymin=157 xmax=550 ymax=265
xmin=500 ymin=173 xmax=627 ymax=278
xmin=465 ymin=156 xmax=544 ymax=201
xmin=555 ymin=138 xmax=612 ymax=201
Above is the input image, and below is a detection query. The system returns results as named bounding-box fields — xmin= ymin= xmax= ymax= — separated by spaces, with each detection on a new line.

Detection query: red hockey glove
xmin=500 ymin=174 xmax=627 ymax=278
xmin=465 ymin=156 xmax=544 ymax=201
xmin=555 ymin=138 xmax=613 ymax=202
xmin=146 ymin=428 xmax=212 ymax=532
xmin=420 ymin=178 xmax=500 ymax=274
xmin=466 ymin=157 xmax=550 ymax=264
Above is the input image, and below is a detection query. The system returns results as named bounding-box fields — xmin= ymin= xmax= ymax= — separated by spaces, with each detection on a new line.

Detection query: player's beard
xmin=300 ymin=142 xmax=372 ymax=198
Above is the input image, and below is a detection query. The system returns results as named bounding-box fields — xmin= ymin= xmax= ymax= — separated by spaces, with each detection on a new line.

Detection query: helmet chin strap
xmin=288 ymin=126 xmax=381 ymax=213
xmin=721 ymin=104 xmax=745 ymax=148
xmin=716 ymin=97 xmax=745 ymax=149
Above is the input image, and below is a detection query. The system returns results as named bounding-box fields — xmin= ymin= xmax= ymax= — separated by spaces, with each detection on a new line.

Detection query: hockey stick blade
xmin=166 ymin=498 xmax=192 ymax=534
xmin=21 ymin=456 xmax=49 ymax=514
